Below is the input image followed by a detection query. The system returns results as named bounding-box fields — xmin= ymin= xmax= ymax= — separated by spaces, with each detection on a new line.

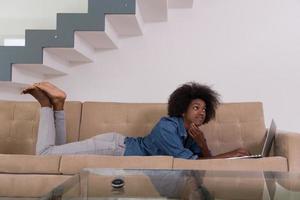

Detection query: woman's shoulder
xmin=157 ymin=116 xmax=182 ymax=128
xmin=147 ymin=116 xmax=181 ymax=138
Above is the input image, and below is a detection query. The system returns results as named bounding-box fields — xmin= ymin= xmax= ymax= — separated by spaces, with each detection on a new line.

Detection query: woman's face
xmin=183 ymin=99 xmax=206 ymax=126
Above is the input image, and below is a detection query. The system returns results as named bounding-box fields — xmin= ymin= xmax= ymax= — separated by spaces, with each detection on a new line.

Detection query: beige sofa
xmin=0 ymin=100 xmax=299 ymax=198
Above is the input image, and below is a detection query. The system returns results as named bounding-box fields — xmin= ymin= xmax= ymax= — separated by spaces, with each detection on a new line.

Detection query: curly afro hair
xmin=168 ymin=82 xmax=221 ymax=124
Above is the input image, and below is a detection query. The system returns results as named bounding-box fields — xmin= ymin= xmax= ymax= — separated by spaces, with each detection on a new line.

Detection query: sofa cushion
xmin=202 ymin=172 xmax=266 ymax=200
xmin=0 ymin=154 xmax=61 ymax=174
xmin=0 ymin=174 xmax=70 ymax=197
xmin=275 ymin=130 xmax=300 ymax=172
xmin=79 ymin=102 xmax=266 ymax=156
xmin=59 ymin=155 xmax=173 ymax=174
xmin=0 ymin=101 xmax=39 ymax=154
xmin=173 ymin=156 xmax=288 ymax=172
xmin=0 ymin=101 xmax=82 ymax=154
xmin=79 ymin=102 xmax=167 ymax=140
xmin=64 ymin=101 xmax=82 ymax=143
xmin=201 ymin=102 xmax=267 ymax=155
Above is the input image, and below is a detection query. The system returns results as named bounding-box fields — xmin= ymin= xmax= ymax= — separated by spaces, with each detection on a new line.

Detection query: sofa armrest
xmin=275 ymin=130 xmax=300 ymax=172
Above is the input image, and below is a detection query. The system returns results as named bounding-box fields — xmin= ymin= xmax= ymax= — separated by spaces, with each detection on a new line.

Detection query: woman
xmin=22 ymin=82 xmax=250 ymax=159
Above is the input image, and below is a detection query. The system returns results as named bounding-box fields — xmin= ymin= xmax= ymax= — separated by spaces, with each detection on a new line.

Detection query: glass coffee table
xmin=42 ymin=168 xmax=300 ymax=200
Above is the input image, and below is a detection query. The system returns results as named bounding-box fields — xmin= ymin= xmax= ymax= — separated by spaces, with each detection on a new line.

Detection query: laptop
xmin=227 ymin=119 xmax=277 ymax=159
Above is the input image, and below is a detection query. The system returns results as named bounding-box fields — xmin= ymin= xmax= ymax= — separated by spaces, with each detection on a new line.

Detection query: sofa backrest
xmin=79 ymin=102 xmax=266 ymax=155
xmin=0 ymin=101 xmax=82 ymax=155
xmin=201 ymin=102 xmax=266 ymax=155
xmin=79 ymin=102 xmax=167 ymax=140
xmin=0 ymin=101 xmax=266 ymax=155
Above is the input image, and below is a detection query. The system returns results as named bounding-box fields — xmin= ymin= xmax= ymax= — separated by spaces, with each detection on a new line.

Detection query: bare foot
xmin=34 ymin=82 xmax=67 ymax=111
xmin=22 ymin=86 xmax=52 ymax=108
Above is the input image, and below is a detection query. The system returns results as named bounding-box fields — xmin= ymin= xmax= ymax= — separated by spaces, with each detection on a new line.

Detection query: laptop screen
xmin=261 ymin=119 xmax=277 ymax=157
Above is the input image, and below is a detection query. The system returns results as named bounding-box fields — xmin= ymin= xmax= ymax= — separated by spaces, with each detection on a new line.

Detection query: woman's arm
xmin=209 ymin=148 xmax=251 ymax=159
xmin=188 ymin=123 xmax=250 ymax=159
xmin=188 ymin=123 xmax=211 ymax=157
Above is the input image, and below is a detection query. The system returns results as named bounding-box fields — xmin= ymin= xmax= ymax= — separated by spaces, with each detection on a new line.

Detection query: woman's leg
xmin=36 ymin=105 xmax=97 ymax=155
xmin=24 ymin=82 xmax=126 ymax=156
xmin=93 ymin=132 xmax=126 ymax=156
xmin=37 ymin=132 xmax=125 ymax=155
xmin=34 ymin=82 xmax=67 ymax=145
xmin=22 ymin=85 xmax=54 ymax=154
xmin=54 ymin=110 xmax=67 ymax=145
xmin=36 ymin=107 xmax=56 ymax=154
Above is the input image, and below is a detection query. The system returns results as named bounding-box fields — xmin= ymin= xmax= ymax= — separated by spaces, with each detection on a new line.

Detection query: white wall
xmin=1 ymin=0 xmax=300 ymax=132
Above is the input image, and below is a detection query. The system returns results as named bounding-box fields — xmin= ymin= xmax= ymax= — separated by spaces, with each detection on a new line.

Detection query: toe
xmin=21 ymin=86 xmax=35 ymax=94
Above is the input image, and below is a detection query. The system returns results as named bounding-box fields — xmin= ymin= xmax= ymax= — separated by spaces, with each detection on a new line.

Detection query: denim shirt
xmin=124 ymin=116 xmax=202 ymax=160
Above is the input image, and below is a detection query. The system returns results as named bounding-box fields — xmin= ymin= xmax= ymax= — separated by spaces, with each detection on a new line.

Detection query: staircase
xmin=0 ymin=0 xmax=193 ymax=88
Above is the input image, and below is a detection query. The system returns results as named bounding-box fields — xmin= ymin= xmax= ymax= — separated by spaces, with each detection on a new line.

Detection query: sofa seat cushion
xmin=0 ymin=154 xmax=61 ymax=174
xmin=59 ymin=155 xmax=173 ymax=174
xmin=0 ymin=174 xmax=71 ymax=197
xmin=173 ymin=156 xmax=288 ymax=172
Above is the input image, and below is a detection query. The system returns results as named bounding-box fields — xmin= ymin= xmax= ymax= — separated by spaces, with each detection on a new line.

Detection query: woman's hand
xmin=227 ymin=148 xmax=251 ymax=157
xmin=188 ymin=123 xmax=212 ymax=157
xmin=212 ymin=148 xmax=251 ymax=159
xmin=188 ymin=124 xmax=251 ymax=159
xmin=188 ymin=123 xmax=206 ymax=144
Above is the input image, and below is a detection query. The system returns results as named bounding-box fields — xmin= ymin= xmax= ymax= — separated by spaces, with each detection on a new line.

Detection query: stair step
xmin=106 ymin=1 xmax=144 ymax=37
xmin=137 ymin=0 xmax=168 ymax=22
xmin=9 ymin=49 xmax=70 ymax=85
xmin=0 ymin=0 xmax=194 ymax=83
xmin=10 ymin=58 xmax=69 ymax=87
xmin=44 ymin=48 xmax=92 ymax=64
xmin=44 ymin=29 xmax=93 ymax=63
xmin=0 ymin=0 xmax=138 ymax=82
xmin=42 ymin=50 xmax=71 ymax=73
xmin=168 ymin=0 xmax=194 ymax=8
xmin=76 ymin=17 xmax=118 ymax=50
xmin=12 ymin=64 xmax=67 ymax=79
xmin=106 ymin=15 xmax=143 ymax=36
xmin=11 ymin=65 xmax=45 ymax=86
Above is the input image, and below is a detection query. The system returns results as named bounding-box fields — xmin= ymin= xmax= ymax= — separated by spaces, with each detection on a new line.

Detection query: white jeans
xmin=36 ymin=107 xmax=125 ymax=156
